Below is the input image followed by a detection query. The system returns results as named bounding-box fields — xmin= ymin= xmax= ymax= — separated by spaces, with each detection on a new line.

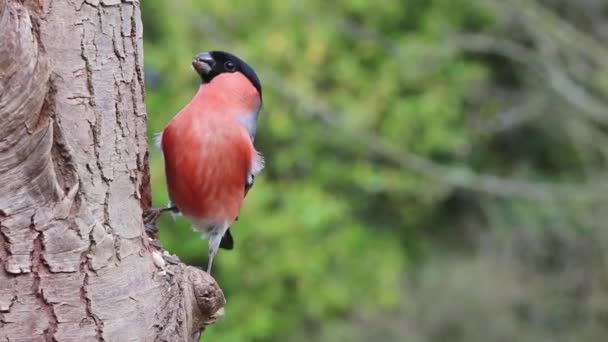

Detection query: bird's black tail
xmin=219 ymin=228 xmax=234 ymax=250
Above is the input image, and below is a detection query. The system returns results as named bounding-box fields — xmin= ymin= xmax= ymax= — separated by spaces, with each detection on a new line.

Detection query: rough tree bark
xmin=0 ymin=1 xmax=225 ymax=341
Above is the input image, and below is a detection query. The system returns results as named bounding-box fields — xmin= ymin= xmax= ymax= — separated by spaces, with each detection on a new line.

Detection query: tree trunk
xmin=0 ymin=1 xmax=224 ymax=341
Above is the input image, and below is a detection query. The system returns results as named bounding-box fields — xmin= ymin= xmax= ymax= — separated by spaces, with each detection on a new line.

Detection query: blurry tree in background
xmin=142 ymin=0 xmax=608 ymax=341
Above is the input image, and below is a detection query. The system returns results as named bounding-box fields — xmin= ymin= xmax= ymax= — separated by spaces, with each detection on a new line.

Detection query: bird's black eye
xmin=224 ymin=60 xmax=236 ymax=71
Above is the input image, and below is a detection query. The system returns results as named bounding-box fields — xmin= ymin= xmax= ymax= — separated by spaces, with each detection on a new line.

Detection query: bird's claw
xmin=144 ymin=208 xmax=163 ymax=225
xmin=144 ymin=207 xmax=173 ymax=236
xmin=145 ymin=222 xmax=159 ymax=234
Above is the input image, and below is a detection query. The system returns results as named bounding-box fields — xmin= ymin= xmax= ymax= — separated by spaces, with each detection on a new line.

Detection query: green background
xmin=142 ymin=1 xmax=608 ymax=341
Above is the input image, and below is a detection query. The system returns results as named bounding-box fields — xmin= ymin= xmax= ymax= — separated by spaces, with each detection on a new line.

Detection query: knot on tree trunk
xmin=164 ymin=265 xmax=226 ymax=341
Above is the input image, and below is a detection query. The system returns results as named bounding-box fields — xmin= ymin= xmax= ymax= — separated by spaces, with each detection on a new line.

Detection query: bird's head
xmin=192 ymin=51 xmax=262 ymax=99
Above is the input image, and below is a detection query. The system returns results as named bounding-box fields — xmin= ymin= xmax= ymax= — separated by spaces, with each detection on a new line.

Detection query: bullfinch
xmin=147 ymin=51 xmax=264 ymax=273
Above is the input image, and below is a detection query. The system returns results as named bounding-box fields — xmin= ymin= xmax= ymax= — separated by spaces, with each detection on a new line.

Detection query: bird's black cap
xmin=192 ymin=50 xmax=262 ymax=98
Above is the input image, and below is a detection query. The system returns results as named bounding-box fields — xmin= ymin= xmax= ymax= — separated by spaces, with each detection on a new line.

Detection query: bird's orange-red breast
xmin=158 ymin=51 xmax=263 ymax=272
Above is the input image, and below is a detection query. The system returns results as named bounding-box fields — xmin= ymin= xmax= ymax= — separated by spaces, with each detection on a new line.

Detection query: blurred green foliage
xmin=142 ymin=0 xmax=608 ymax=341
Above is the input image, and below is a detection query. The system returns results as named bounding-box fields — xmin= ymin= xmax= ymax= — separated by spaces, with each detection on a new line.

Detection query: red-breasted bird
xmin=147 ymin=51 xmax=264 ymax=273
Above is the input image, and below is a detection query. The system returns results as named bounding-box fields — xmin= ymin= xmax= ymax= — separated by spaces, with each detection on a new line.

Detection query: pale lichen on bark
xmin=0 ymin=1 xmax=224 ymax=341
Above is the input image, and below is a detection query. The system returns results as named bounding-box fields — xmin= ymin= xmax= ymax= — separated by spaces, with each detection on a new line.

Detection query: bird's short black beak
xmin=192 ymin=52 xmax=215 ymax=77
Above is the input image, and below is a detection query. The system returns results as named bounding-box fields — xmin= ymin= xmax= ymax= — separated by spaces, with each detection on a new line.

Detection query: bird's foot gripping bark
xmin=143 ymin=206 xmax=178 ymax=234
xmin=143 ymin=208 xmax=162 ymax=234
